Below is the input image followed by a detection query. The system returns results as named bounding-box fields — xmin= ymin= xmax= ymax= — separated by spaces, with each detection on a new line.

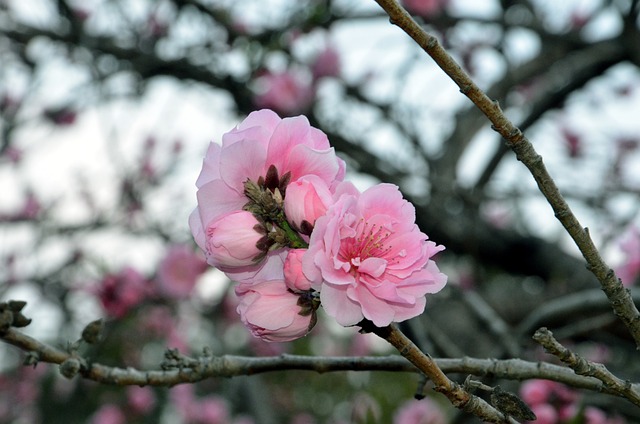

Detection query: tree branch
xmin=372 ymin=0 xmax=640 ymax=348
xmin=534 ymin=327 xmax=640 ymax=406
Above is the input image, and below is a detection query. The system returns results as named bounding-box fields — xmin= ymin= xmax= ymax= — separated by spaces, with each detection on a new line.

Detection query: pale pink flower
xmin=284 ymin=175 xmax=334 ymax=234
xmin=93 ymin=267 xmax=150 ymax=318
xmin=156 ymin=244 xmax=207 ymax=298
xmin=393 ymin=398 xmax=447 ymax=424
xmin=615 ymin=226 xmax=640 ymax=286
xmin=236 ymin=279 xmax=316 ymax=342
xmin=253 ymin=71 xmax=314 ymax=116
xmin=204 ymin=210 xmax=264 ymax=270
xmin=284 ymin=248 xmax=313 ymax=291
xmin=190 ymin=109 xmax=345 ymax=276
xmin=303 ymin=183 xmax=447 ymax=327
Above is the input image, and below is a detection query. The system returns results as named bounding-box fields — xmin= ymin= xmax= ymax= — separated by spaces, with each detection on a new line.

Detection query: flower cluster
xmin=190 ymin=109 xmax=447 ymax=341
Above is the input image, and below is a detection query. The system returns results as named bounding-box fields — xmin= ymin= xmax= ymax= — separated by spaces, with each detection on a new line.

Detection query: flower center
xmin=343 ymin=219 xmax=392 ymax=274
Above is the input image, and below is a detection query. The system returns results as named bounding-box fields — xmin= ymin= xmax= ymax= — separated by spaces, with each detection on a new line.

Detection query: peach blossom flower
xmin=303 ymin=183 xmax=447 ymax=327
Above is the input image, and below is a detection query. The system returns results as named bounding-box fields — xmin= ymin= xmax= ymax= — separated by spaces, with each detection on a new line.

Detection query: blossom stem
xmin=277 ymin=213 xmax=308 ymax=249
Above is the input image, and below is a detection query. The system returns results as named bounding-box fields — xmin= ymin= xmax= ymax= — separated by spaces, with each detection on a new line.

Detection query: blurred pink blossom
xmin=170 ymin=385 xmax=230 ymax=424
xmin=303 ymin=183 xmax=447 ymax=327
xmin=393 ymin=398 xmax=447 ymax=424
xmin=156 ymin=244 xmax=208 ymax=298
xmin=253 ymin=71 xmax=314 ymax=116
xmin=127 ymin=386 xmax=156 ymax=415
xmin=402 ymin=0 xmax=448 ymax=17
xmin=44 ymin=106 xmax=77 ymax=126
xmin=90 ymin=404 xmax=126 ymax=424
xmin=236 ymin=279 xmax=316 ymax=342
xmin=93 ymin=266 xmax=150 ymax=318
xmin=311 ymin=45 xmax=341 ymax=80
xmin=615 ymin=226 xmax=640 ymax=286
xmin=528 ymin=404 xmax=557 ymax=424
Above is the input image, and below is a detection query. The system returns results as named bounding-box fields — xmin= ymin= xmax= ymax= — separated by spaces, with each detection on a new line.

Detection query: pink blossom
xmin=402 ymin=0 xmax=448 ymax=17
xmin=236 ymin=280 xmax=316 ymax=342
xmin=585 ymin=407 xmax=608 ymax=424
xmin=303 ymin=183 xmax=447 ymax=327
xmin=615 ymin=226 xmax=640 ymax=286
xmin=190 ymin=109 xmax=345 ymax=276
xmin=393 ymin=398 xmax=447 ymax=424
xmin=529 ymin=404 xmax=557 ymax=424
xmin=127 ymin=386 xmax=156 ymax=414
xmin=93 ymin=267 xmax=150 ymax=318
xmin=284 ymin=175 xmax=334 ymax=234
xmin=156 ymin=244 xmax=207 ymax=298
xmin=311 ymin=45 xmax=341 ymax=80
xmin=520 ymin=379 xmax=555 ymax=405
xmin=90 ymin=404 xmax=126 ymax=424
xmin=204 ymin=210 xmax=265 ymax=270
xmin=284 ymin=248 xmax=313 ymax=291
xmin=253 ymin=71 xmax=314 ymax=116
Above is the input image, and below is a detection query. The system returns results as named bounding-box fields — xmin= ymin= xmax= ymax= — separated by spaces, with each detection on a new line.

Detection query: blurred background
xmin=1 ymin=0 xmax=640 ymax=422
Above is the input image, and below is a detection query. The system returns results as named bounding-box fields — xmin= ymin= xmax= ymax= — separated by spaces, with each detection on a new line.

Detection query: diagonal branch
xmin=372 ymin=0 xmax=640 ymax=348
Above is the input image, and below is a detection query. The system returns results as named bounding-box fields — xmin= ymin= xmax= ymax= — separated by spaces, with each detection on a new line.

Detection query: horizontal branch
xmin=0 ymin=326 xmax=620 ymax=394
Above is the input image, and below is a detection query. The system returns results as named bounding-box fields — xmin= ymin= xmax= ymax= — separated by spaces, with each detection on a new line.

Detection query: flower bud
xmin=235 ymin=280 xmax=316 ymax=342
xmin=283 ymin=249 xmax=313 ymax=291
xmin=205 ymin=211 xmax=265 ymax=269
xmin=283 ymin=175 xmax=333 ymax=234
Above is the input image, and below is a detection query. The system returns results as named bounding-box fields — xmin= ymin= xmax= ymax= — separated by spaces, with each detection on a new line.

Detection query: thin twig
xmin=533 ymin=327 xmax=640 ymax=406
xmin=372 ymin=0 xmax=640 ymax=348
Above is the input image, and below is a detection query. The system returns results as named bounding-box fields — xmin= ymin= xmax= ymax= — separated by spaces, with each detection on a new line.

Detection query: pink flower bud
xmin=205 ymin=211 xmax=264 ymax=269
xmin=284 ymin=248 xmax=313 ymax=291
xmin=235 ymin=280 xmax=316 ymax=342
xmin=284 ymin=175 xmax=333 ymax=234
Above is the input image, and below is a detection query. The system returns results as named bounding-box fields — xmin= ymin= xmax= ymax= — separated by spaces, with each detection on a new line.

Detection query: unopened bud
xmin=81 ymin=319 xmax=104 ymax=344
xmin=59 ymin=358 xmax=81 ymax=379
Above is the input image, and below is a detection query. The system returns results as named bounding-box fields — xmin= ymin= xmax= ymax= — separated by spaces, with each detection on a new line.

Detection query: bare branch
xmin=372 ymin=0 xmax=640 ymax=348
xmin=534 ymin=327 xmax=640 ymax=406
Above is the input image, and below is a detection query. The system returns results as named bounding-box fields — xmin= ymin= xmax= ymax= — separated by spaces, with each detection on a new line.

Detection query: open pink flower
xmin=236 ymin=280 xmax=316 ymax=342
xmin=303 ymin=183 xmax=447 ymax=327
xmin=189 ymin=109 xmax=345 ymax=276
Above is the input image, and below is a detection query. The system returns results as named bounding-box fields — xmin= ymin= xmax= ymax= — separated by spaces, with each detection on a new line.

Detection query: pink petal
xmin=320 ymin=283 xmax=364 ymax=326
xmin=219 ymin=139 xmax=268 ymax=193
